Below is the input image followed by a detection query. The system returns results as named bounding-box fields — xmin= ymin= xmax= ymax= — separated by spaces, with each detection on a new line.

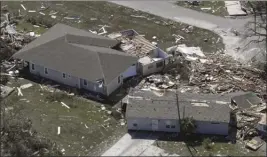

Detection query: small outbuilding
xmin=126 ymin=89 xmax=179 ymax=133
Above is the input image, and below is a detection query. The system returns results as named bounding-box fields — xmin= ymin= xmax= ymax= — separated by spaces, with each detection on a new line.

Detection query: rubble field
xmin=1 ymin=1 xmax=224 ymax=62
xmin=3 ymin=78 xmax=126 ymax=156
xmin=175 ymin=1 xmax=228 ymax=17
xmin=154 ymin=133 xmax=266 ymax=156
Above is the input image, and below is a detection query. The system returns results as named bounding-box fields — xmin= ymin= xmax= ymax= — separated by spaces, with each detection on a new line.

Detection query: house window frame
xmin=62 ymin=73 xmax=66 ymax=79
xmin=31 ymin=63 xmax=35 ymax=71
xmin=133 ymin=123 xmax=138 ymax=127
xmin=166 ymin=125 xmax=170 ymax=128
xmin=156 ymin=61 xmax=164 ymax=68
xmin=83 ymin=80 xmax=87 ymax=86
xmin=118 ymin=76 xmax=121 ymax=83
xmin=44 ymin=67 xmax=48 ymax=75
xmin=171 ymin=125 xmax=175 ymax=128
xmin=147 ymin=64 xmax=153 ymax=69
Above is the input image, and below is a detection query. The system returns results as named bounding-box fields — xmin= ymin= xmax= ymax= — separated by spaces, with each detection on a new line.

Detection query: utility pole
xmin=175 ymin=80 xmax=182 ymax=134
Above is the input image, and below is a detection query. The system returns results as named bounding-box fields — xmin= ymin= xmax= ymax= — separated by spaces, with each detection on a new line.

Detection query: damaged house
xmin=12 ymin=23 xmax=138 ymax=96
xmin=108 ymin=29 xmax=172 ymax=76
xmin=124 ymin=88 xmax=233 ymax=135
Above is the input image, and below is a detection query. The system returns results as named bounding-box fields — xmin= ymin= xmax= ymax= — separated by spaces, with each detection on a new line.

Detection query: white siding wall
xmin=29 ymin=62 xmax=80 ymax=88
xmin=122 ymin=65 xmax=137 ymax=79
xmin=158 ymin=48 xmax=169 ymax=58
xmin=141 ymin=59 xmax=165 ymax=76
xmin=80 ymin=78 xmax=104 ymax=94
xmin=106 ymin=74 xmax=123 ymax=96
xmin=195 ymin=121 xmax=229 ymax=135
xmin=127 ymin=117 xmax=180 ymax=133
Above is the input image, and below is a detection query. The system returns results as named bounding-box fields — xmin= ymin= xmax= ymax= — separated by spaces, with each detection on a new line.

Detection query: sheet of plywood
xmin=225 ymin=1 xmax=247 ymax=16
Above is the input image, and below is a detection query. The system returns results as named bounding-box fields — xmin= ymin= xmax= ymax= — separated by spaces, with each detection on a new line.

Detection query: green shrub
xmin=203 ymin=138 xmax=213 ymax=150
xmin=181 ymin=117 xmax=197 ymax=133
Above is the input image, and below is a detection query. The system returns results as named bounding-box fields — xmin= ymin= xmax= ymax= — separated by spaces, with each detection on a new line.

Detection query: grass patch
xmin=176 ymin=1 xmax=228 ymax=17
xmin=4 ymin=78 xmax=126 ymax=156
xmin=2 ymin=1 xmax=224 ymax=54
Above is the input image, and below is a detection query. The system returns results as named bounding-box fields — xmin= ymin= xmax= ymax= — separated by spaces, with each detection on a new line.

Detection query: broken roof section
xmin=231 ymin=92 xmax=263 ymax=109
xmin=12 ymin=23 xmax=138 ymax=85
xmin=108 ymin=29 xmax=158 ymax=58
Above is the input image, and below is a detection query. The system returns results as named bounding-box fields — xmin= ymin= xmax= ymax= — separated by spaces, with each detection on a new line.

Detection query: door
xmin=151 ymin=120 xmax=159 ymax=131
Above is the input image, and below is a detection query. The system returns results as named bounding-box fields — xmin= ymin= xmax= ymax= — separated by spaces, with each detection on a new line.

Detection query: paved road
xmin=111 ymin=1 xmax=264 ymax=63
xmin=111 ymin=1 xmax=250 ymax=31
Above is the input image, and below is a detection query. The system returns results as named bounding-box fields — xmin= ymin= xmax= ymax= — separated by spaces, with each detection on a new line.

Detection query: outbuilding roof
xmin=126 ymin=88 xmax=240 ymax=123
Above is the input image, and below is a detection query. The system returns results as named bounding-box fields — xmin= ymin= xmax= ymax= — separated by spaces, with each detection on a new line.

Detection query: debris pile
xmin=1 ymin=9 xmax=37 ymax=61
xmin=136 ymin=74 xmax=176 ymax=92
xmin=166 ymin=44 xmax=266 ymax=95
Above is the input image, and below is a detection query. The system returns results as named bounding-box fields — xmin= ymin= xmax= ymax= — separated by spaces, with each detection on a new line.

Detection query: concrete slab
xmin=225 ymin=1 xmax=247 ymax=16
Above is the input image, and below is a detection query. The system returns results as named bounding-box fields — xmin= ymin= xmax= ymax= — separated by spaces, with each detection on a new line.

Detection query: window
xmin=62 ymin=73 xmax=66 ymax=78
xmin=118 ymin=76 xmax=121 ymax=83
xmin=31 ymin=63 xmax=35 ymax=70
xmin=44 ymin=68 xmax=48 ymax=74
xmin=166 ymin=125 xmax=170 ymax=128
xmin=133 ymin=123 xmax=137 ymax=127
xmin=148 ymin=64 xmax=153 ymax=69
xmin=84 ymin=80 xmax=87 ymax=86
xmin=156 ymin=61 xmax=164 ymax=68
xmin=171 ymin=125 xmax=175 ymax=128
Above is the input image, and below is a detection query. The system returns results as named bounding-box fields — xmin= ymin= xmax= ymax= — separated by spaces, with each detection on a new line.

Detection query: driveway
xmin=101 ymin=132 xmax=158 ymax=156
xmin=111 ymin=1 xmax=264 ymax=64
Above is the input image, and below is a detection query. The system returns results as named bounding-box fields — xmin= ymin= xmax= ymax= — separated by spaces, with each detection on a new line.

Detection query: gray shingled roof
xmin=126 ymin=98 xmax=179 ymax=119
xmin=13 ymin=23 xmax=138 ymax=84
xmin=126 ymin=89 xmax=235 ymax=123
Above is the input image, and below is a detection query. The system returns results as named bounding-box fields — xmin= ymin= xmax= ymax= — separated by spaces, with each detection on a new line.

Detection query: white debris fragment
xmin=101 ymin=106 xmax=106 ymax=110
xmin=51 ymin=15 xmax=57 ymax=19
xmin=192 ymin=102 xmax=209 ymax=107
xmin=17 ymin=87 xmax=23 ymax=96
xmin=201 ymin=7 xmax=212 ymax=11
xmin=20 ymin=83 xmax=33 ymax=89
xmin=151 ymin=42 xmax=157 ymax=46
xmin=64 ymin=17 xmax=75 ymax=20
xmin=57 ymin=126 xmax=61 ymax=135
xmin=89 ymin=30 xmax=97 ymax=34
xmin=28 ymin=10 xmax=36 ymax=13
xmin=199 ymin=59 xmax=208 ymax=63
xmin=49 ymin=11 xmax=58 ymax=15
xmin=104 ymin=118 xmax=111 ymax=122
xmin=39 ymin=12 xmax=45 ymax=16
xmin=152 ymin=36 xmax=157 ymax=39
xmin=120 ymin=121 xmax=125 ymax=126
xmin=185 ymin=56 xmax=198 ymax=61
xmin=29 ymin=32 xmax=35 ymax=37
xmin=107 ymin=111 xmax=112 ymax=115
xmin=90 ymin=18 xmax=97 ymax=21
xmin=20 ymin=4 xmax=26 ymax=11
xmin=61 ymin=102 xmax=70 ymax=109
xmin=85 ymin=124 xmax=89 ymax=129
xmin=98 ymin=27 xmax=107 ymax=35
xmin=33 ymin=25 xmax=40 ymax=28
